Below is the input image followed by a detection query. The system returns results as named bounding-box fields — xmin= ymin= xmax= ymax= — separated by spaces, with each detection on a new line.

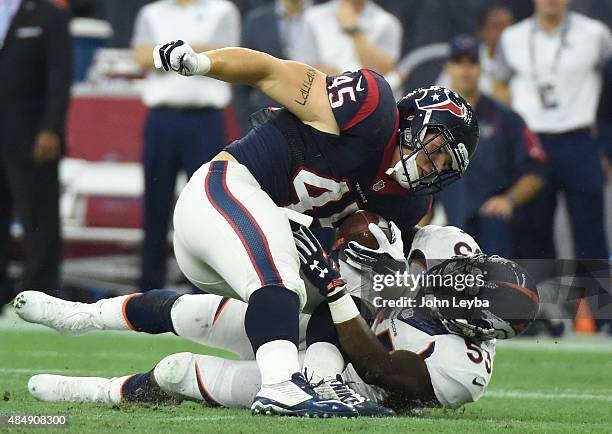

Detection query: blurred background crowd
xmin=1 ymin=0 xmax=611 ymax=335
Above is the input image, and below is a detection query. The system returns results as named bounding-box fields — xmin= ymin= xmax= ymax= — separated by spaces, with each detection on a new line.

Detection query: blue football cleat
xmin=251 ymin=373 xmax=358 ymax=418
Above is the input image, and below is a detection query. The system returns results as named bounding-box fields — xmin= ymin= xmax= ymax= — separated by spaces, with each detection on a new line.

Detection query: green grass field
xmin=1 ymin=314 xmax=611 ymax=433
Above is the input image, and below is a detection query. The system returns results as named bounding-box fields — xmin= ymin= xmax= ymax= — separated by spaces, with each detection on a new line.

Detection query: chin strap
xmin=385 ymin=153 xmax=420 ymax=189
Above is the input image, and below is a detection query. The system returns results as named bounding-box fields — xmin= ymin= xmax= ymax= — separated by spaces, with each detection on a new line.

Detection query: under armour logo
xmin=309 ymin=260 xmax=329 ymax=279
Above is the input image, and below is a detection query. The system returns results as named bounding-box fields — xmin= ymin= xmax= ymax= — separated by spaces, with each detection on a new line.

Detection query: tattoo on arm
xmin=294 ymin=67 xmax=317 ymax=106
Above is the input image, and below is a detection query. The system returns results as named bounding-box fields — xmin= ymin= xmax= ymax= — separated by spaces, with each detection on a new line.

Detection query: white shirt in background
xmin=494 ymin=12 xmax=612 ymax=134
xmin=478 ymin=43 xmax=496 ymax=96
xmin=132 ymin=0 xmax=240 ymax=109
xmin=275 ymin=0 xmax=315 ymax=62
xmin=0 ymin=0 xmax=21 ymax=47
xmin=300 ymin=0 xmax=402 ymax=73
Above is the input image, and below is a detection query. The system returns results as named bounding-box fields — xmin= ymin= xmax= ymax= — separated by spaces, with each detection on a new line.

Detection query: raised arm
xmin=153 ymin=42 xmax=339 ymax=134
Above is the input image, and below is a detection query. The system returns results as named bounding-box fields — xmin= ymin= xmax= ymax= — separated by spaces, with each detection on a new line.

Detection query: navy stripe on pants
xmin=204 ymin=160 xmax=283 ymax=287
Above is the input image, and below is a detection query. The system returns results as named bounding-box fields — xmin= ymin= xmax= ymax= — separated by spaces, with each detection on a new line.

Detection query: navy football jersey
xmin=226 ymin=69 xmax=430 ymax=231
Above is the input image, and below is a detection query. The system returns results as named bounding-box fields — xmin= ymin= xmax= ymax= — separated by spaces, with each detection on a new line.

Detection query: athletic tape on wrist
xmin=195 ymin=53 xmax=211 ymax=75
xmin=328 ymin=293 xmax=360 ymax=324
xmin=326 ymin=285 xmax=347 ymax=303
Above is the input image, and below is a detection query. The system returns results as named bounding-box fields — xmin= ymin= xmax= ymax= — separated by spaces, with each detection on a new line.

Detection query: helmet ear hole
xmin=401 ymin=105 xmax=416 ymax=119
xmin=401 ymin=128 xmax=413 ymax=149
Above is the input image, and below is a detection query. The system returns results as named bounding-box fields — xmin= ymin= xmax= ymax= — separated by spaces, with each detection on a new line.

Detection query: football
xmin=335 ymin=210 xmax=392 ymax=250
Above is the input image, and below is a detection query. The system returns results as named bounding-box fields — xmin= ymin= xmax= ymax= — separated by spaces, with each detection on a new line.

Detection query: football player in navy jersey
xmin=143 ymin=41 xmax=479 ymax=417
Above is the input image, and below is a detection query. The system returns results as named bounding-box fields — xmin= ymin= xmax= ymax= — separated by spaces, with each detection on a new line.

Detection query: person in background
xmin=132 ymin=0 xmax=240 ymax=291
xmin=436 ymin=4 xmax=514 ymax=96
xmin=297 ymin=0 xmax=402 ymax=76
xmin=0 ymin=0 xmax=71 ymax=309
xmin=597 ymin=57 xmax=612 ymax=183
xmin=439 ymin=35 xmax=547 ymax=258
xmin=235 ymin=0 xmax=315 ymax=132
xmin=478 ymin=4 xmax=514 ymax=95
xmin=492 ymin=0 xmax=611 ymax=261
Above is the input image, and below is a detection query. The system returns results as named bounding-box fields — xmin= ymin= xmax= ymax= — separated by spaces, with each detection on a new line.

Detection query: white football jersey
xmin=342 ymin=225 xmax=495 ymax=408
xmin=408 ymin=225 xmax=482 ymax=271
xmin=303 ymin=225 xmax=481 ymax=313
xmin=342 ymin=314 xmax=496 ymax=408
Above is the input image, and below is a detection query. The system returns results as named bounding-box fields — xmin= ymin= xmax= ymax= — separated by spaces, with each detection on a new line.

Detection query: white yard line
xmin=497 ymin=337 xmax=612 ymax=353
xmin=156 ymin=416 xmax=236 ymax=422
xmin=485 ymin=389 xmax=612 ymax=402
xmin=74 ymin=414 xmax=236 ymax=422
xmin=0 ymin=349 xmax=158 ymax=360
xmin=0 ymin=368 xmax=115 ymax=376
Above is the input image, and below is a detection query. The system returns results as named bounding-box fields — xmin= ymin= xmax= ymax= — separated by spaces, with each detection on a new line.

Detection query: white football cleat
xmin=28 ymin=374 xmax=123 ymax=403
xmin=14 ymin=291 xmax=100 ymax=335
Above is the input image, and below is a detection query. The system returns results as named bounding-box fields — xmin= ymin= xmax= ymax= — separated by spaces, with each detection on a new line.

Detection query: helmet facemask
xmin=421 ymin=255 xmax=500 ymax=341
xmin=420 ymin=255 xmax=538 ymax=341
xmin=386 ymin=121 xmax=470 ymax=194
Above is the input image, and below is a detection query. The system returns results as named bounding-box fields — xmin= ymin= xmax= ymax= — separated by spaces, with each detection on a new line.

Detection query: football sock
xmin=123 ymin=290 xmax=181 ymax=334
xmin=120 ymin=370 xmax=175 ymax=404
xmin=245 ymin=286 xmax=300 ymax=385
xmin=303 ymin=300 xmax=349 ymax=382
xmin=302 ymin=342 xmax=345 ymax=383
xmin=77 ymin=291 xmax=180 ymax=333
xmin=254 ymin=340 xmax=301 ymax=385
xmin=306 ymin=302 xmax=350 ymax=361
xmin=89 ymin=294 xmax=137 ymax=330
xmin=83 ymin=375 xmax=131 ymax=403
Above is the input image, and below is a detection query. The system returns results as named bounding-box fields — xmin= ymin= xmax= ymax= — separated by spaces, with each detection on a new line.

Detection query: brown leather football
xmin=335 ymin=211 xmax=392 ymax=250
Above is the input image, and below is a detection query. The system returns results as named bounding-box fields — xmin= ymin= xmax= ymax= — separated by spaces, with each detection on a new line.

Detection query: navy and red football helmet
xmin=387 ymin=86 xmax=480 ymax=193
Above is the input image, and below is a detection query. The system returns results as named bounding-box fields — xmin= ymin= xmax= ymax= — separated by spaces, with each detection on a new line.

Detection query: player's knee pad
xmin=153 ymin=352 xmax=195 ymax=390
xmin=124 ymin=289 xmax=181 ymax=334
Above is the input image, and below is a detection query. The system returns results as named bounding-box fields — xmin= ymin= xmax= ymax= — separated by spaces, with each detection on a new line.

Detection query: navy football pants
xmin=140 ymin=107 xmax=226 ymax=291
xmin=518 ymin=130 xmax=608 ymax=260
xmin=466 ymin=216 xmax=512 ymax=258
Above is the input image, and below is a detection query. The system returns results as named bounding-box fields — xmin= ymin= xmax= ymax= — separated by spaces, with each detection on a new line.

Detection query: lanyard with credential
xmin=528 ymin=15 xmax=571 ymax=84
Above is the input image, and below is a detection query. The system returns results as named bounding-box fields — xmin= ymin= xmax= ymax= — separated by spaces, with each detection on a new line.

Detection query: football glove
xmin=344 ymin=222 xmax=408 ymax=274
xmin=293 ymin=225 xmax=347 ymax=301
xmin=153 ymin=40 xmax=209 ymax=76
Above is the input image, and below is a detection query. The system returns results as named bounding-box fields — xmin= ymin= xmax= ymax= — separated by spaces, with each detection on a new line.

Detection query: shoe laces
xmin=306 ymin=369 xmax=367 ymax=405
xmin=328 ymin=375 xmax=367 ymax=405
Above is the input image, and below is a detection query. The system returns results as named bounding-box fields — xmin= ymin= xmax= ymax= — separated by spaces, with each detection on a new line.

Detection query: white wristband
xmin=194 ymin=53 xmax=211 ymax=75
xmin=328 ymin=294 xmax=360 ymax=324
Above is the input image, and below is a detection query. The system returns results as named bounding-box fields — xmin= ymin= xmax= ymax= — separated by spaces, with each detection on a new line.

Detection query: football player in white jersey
xmin=16 ymin=223 xmax=538 ymax=414
xmin=295 ymin=223 xmax=538 ymax=409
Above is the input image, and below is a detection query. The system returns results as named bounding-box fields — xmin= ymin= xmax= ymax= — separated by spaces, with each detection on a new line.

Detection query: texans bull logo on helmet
xmin=415 ymin=87 xmax=470 ymax=122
